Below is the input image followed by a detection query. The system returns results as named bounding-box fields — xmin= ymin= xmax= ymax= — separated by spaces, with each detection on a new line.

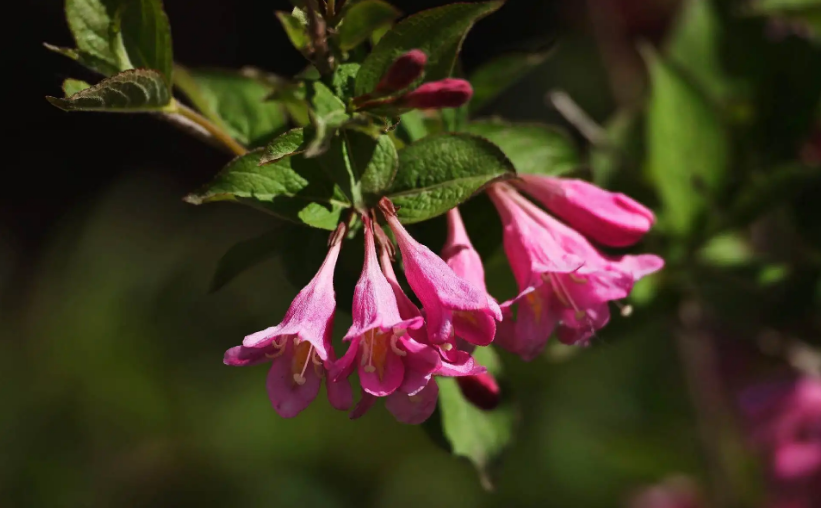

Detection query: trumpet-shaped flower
xmin=380 ymin=198 xmax=502 ymax=348
xmin=224 ymin=225 xmax=352 ymax=417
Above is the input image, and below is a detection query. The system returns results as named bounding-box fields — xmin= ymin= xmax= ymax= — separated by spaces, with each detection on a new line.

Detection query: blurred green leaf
xmin=354 ymin=1 xmax=503 ymax=95
xmin=276 ymin=9 xmax=310 ymax=53
xmin=337 ymin=0 xmax=401 ymax=51
xmin=465 ymin=120 xmax=579 ymax=176
xmin=306 ymin=80 xmax=352 ymax=157
xmin=184 ymin=149 xmax=351 ymax=230
xmin=441 ymin=105 xmax=468 ymax=132
xmin=468 ymin=50 xmax=551 ymax=113
xmin=667 ymin=0 xmax=733 ymax=101
xmin=643 ymin=47 xmax=729 ymax=236
xmin=697 ymin=231 xmax=756 ymax=267
xmin=47 ymin=69 xmax=173 ymax=112
xmin=729 ymin=164 xmax=821 ymax=228
xmin=437 ymin=347 xmax=516 ymax=489
xmin=589 ymin=108 xmax=644 ymax=186
xmin=210 ymin=229 xmax=286 ymax=292
xmin=387 ymin=133 xmax=515 ymax=223
xmin=174 ymin=66 xmax=289 ymax=147
xmin=751 ymin=0 xmax=821 ymax=37
xmin=260 ymin=128 xmax=311 ymax=165
xmin=395 ymin=110 xmax=429 ymax=145
xmin=61 ymin=78 xmax=91 ymax=96
xmin=119 ymin=0 xmax=173 ymax=82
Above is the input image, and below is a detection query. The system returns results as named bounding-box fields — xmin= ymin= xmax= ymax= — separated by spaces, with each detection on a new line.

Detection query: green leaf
xmin=174 ymin=66 xmax=289 ymax=147
xmin=344 ymin=130 xmax=399 ymax=199
xmin=354 ymin=1 xmax=503 ymax=96
xmin=395 ymin=110 xmax=429 ymax=145
xmin=46 ymin=69 xmax=173 ymax=112
xmin=643 ymin=47 xmax=729 ymax=236
xmin=118 ymin=0 xmax=174 ymax=82
xmin=305 ymin=80 xmax=351 ymax=157
xmin=276 ymin=10 xmax=310 ymax=53
xmin=666 ymin=0 xmax=733 ymax=101
xmin=589 ymin=108 xmax=644 ymax=186
xmin=184 ymin=149 xmax=351 ymax=230
xmin=331 ymin=63 xmax=362 ymax=101
xmin=464 ymin=120 xmax=579 ymax=176
xmin=437 ymin=346 xmax=516 ymax=489
xmin=62 ymin=78 xmax=92 ymax=96
xmin=62 ymin=0 xmax=127 ymax=74
xmin=337 ymin=0 xmax=401 ymax=51
xmin=386 ymin=133 xmax=515 ymax=223
xmin=469 ymin=50 xmax=551 ymax=113
xmin=210 ymin=229 xmax=286 ymax=292
xmin=260 ymin=128 xmax=310 ymax=165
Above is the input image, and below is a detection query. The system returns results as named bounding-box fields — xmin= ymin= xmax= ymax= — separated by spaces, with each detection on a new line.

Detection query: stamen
xmin=390 ymin=333 xmax=407 ymax=356
xmin=363 ymin=329 xmax=377 ymax=373
xmin=292 ymin=342 xmax=314 ymax=386
xmin=569 ymin=273 xmax=588 ymax=284
xmin=264 ymin=336 xmax=289 ymax=358
xmin=441 ymin=342 xmax=453 ymax=351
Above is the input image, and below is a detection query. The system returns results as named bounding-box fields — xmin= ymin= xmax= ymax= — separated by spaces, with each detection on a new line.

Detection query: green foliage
xmin=643 ymin=47 xmax=729 ymax=236
xmin=469 ymin=50 xmax=552 ymax=113
xmin=437 ymin=347 xmax=516 ymax=489
xmin=184 ymin=149 xmax=351 ymax=230
xmin=387 ymin=133 xmax=516 ymax=223
xmin=354 ymin=1 xmax=504 ymax=95
xmin=210 ymin=230 xmax=285 ymax=292
xmin=119 ymin=0 xmax=173 ymax=82
xmin=47 ymin=69 xmax=173 ymax=112
xmin=276 ymin=10 xmax=310 ymax=54
xmin=305 ymin=80 xmax=352 ymax=157
xmin=260 ymin=128 xmax=311 ymax=165
xmin=337 ymin=0 xmax=401 ymax=51
xmin=751 ymin=0 xmax=821 ymax=37
xmin=465 ymin=120 xmax=580 ymax=176
xmin=174 ymin=66 xmax=289 ymax=147
xmin=62 ymin=78 xmax=91 ymax=96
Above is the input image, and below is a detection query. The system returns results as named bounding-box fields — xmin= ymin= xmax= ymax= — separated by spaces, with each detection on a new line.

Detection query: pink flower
xmin=457 ymin=372 xmax=501 ymax=410
xmin=224 ymin=224 xmax=352 ymax=418
xmin=375 ymin=49 xmax=427 ymax=94
xmin=488 ymin=184 xmax=663 ymax=359
xmin=441 ymin=207 xmax=488 ymax=292
xmin=399 ymin=78 xmax=473 ymax=109
xmin=379 ymin=198 xmax=502 ymax=348
xmin=515 ymin=175 xmax=655 ymax=247
xmin=332 ymin=218 xmax=437 ymax=404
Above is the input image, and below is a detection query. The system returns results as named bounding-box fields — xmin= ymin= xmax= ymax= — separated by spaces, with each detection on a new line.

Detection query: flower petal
xmin=385 ymin=381 xmax=439 ymax=424
xmin=266 ymin=354 xmax=321 ymax=418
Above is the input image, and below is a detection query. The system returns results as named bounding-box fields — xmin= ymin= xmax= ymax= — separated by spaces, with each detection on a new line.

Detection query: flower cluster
xmin=224 ymin=175 xmax=663 ymax=423
xmin=741 ymin=376 xmax=821 ymax=508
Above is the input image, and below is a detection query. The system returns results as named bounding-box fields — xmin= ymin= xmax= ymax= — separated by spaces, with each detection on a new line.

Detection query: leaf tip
xmin=45 ymin=96 xmax=69 ymax=111
xmin=182 ymin=193 xmax=204 ymax=205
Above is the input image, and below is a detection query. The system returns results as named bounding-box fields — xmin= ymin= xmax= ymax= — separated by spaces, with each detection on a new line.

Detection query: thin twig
xmin=547 ymin=90 xmax=608 ymax=146
xmin=305 ymin=0 xmax=334 ymax=75
xmin=174 ymin=102 xmax=248 ymax=157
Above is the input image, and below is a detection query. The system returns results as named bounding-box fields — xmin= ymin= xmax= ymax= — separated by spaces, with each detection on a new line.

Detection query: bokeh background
xmin=5 ymin=0 xmax=821 ymax=507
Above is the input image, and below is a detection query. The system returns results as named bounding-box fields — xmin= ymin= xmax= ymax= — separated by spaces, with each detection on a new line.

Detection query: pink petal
xmin=385 ymin=381 xmax=439 ymax=424
xmin=265 ymin=351 xmax=321 ymax=418
xmin=442 ymin=208 xmax=488 ymax=292
xmin=496 ymin=286 xmax=558 ymax=361
xmin=359 ymin=345 xmax=405 ymax=396
xmin=223 ymin=345 xmax=274 ymax=367
xmin=457 ymin=372 xmax=501 ymax=410
xmin=399 ymin=337 xmax=441 ymax=395
xmin=437 ymin=348 xmax=487 ymax=377
xmin=330 ymin=338 xmax=360 ymax=382
xmin=517 ymin=175 xmax=655 ymax=247
xmin=349 ymin=391 xmax=377 ymax=420
xmin=773 ymin=442 xmax=821 ymax=480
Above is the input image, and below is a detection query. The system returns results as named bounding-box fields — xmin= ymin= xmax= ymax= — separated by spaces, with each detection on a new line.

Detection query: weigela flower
xmin=224 ymin=224 xmax=352 ymax=418
xmin=489 ymin=184 xmax=663 ymax=359
xmin=375 ymin=49 xmax=427 ymax=94
xmin=380 ymin=198 xmax=502 ymax=348
xmin=398 ymin=78 xmax=473 ymax=109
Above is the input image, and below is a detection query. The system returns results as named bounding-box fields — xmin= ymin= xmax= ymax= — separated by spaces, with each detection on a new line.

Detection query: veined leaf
xmin=337 ymin=0 xmax=401 ymax=51
xmin=184 ymin=149 xmax=352 ymax=230
xmin=305 ymin=80 xmax=351 ymax=157
xmin=465 ymin=120 xmax=579 ymax=176
xmin=46 ymin=69 xmax=173 ymax=112
xmin=119 ymin=0 xmax=174 ymax=82
xmin=354 ymin=1 xmax=503 ymax=95
xmin=387 ymin=133 xmax=515 ymax=223
xmin=259 ymin=128 xmax=311 ymax=165
xmin=62 ymin=0 xmax=127 ymax=74
xmin=174 ymin=66 xmax=288 ymax=147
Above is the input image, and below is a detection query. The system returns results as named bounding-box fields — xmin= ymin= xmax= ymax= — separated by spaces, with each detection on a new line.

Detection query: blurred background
xmin=5 ymin=0 xmax=821 ymax=507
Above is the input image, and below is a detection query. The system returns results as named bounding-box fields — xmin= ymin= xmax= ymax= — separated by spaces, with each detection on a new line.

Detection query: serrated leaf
xmin=386 ymin=133 xmax=515 ymax=223
xmin=119 ymin=0 xmax=174 ymax=82
xmin=259 ymin=128 xmax=310 ymax=165
xmin=666 ymin=0 xmax=733 ymax=101
xmin=185 ymin=149 xmax=351 ymax=230
xmin=210 ymin=229 xmax=286 ymax=292
xmin=174 ymin=66 xmax=288 ymax=147
xmin=337 ymin=0 xmax=401 ymax=51
xmin=469 ymin=50 xmax=551 ymax=113
xmin=643 ymin=47 xmax=728 ymax=235
xmin=62 ymin=78 xmax=92 ymax=96
xmin=437 ymin=346 xmax=516 ymax=489
xmin=305 ymin=80 xmax=352 ymax=157
xmin=354 ymin=1 xmax=503 ymax=96
xmin=63 ymin=0 xmax=126 ymax=74
xmin=47 ymin=69 xmax=173 ymax=112
xmin=276 ymin=10 xmax=310 ymax=53
xmin=464 ymin=120 xmax=579 ymax=176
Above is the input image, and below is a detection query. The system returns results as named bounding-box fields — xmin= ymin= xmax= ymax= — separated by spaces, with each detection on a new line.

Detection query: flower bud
xmin=400 ymin=78 xmax=473 ymax=109
xmin=457 ymin=372 xmax=501 ymax=410
xmin=375 ymin=49 xmax=428 ymax=93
